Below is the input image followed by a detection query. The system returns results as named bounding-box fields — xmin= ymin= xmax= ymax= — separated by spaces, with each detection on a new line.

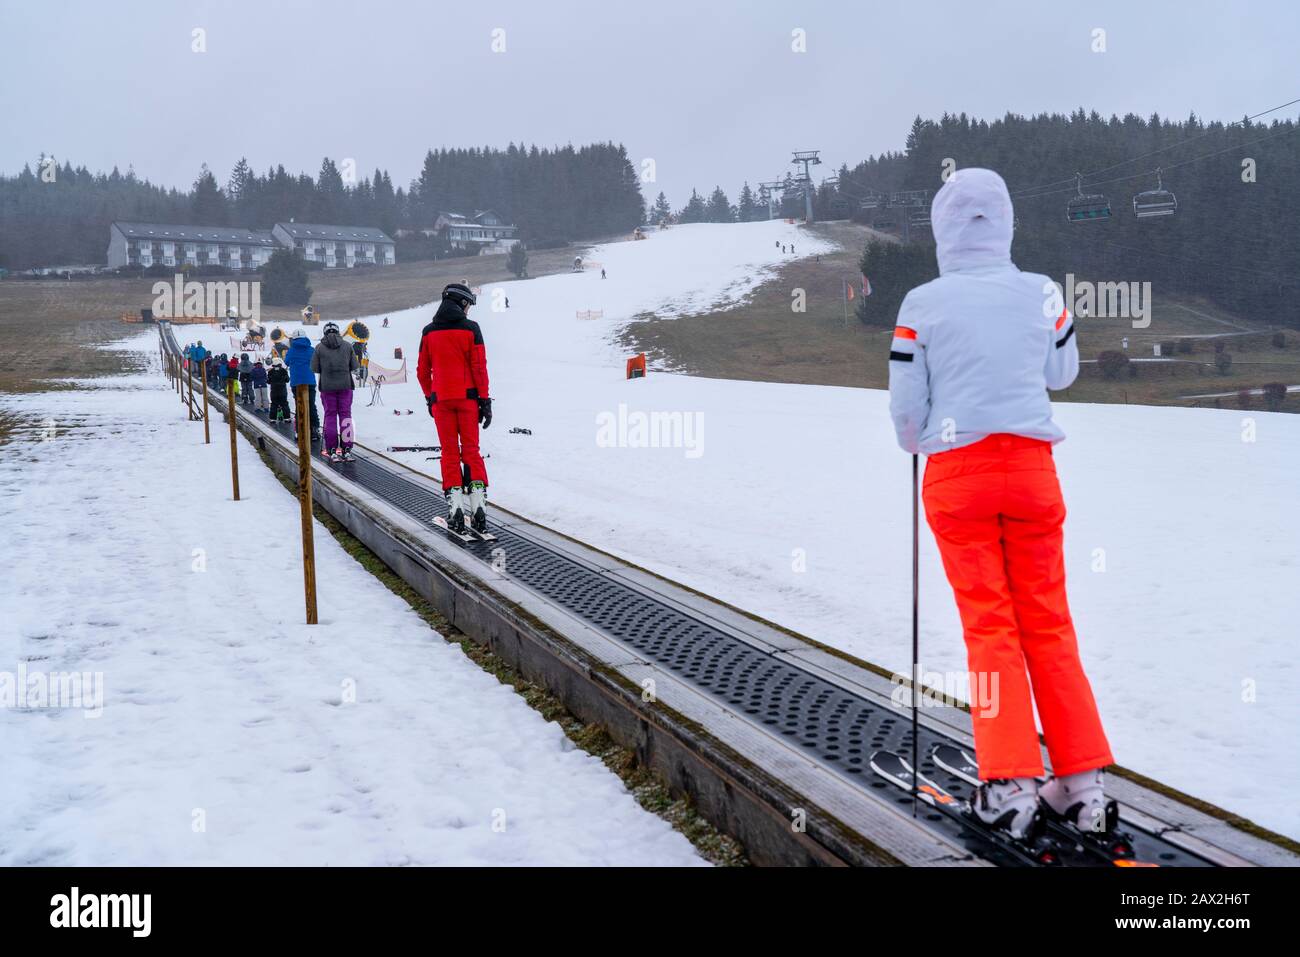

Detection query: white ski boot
xmin=970 ymin=777 xmax=1041 ymax=840
xmin=445 ymin=488 xmax=468 ymax=534
xmin=468 ymin=480 xmax=488 ymax=534
xmin=1040 ymin=769 xmax=1113 ymax=833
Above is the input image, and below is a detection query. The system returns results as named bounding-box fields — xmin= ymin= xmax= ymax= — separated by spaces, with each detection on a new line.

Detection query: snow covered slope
xmin=277 ymin=218 xmax=1294 ymax=841
xmin=0 ymin=341 xmax=704 ymax=866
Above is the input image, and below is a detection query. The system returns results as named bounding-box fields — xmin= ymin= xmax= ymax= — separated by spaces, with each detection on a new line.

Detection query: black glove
xmin=478 ymin=397 xmax=493 ymax=429
xmin=426 ymin=392 xmax=436 ymax=417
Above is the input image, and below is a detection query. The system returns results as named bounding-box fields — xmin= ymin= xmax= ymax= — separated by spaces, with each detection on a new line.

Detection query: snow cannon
xmin=572 ymin=256 xmax=584 ymax=272
xmin=301 ymin=305 xmax=320 ymax=326
xmin=343 ymin=321 xmax=370 ymax=344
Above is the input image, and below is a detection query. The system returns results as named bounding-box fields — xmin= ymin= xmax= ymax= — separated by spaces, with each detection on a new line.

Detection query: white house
xmin=271 ymin=223 xmax=395 ymax=268
xmin=107 ymin=222 xmax=278 ymax=271
xmin=433 ymin=211 xmax=519 ymax=253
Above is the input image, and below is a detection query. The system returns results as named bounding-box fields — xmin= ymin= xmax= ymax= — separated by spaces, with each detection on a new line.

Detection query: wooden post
xmin=186 ymin=358 xmax=195 ymax=420
xmin=295 ymin=384 xmax=318 ymax=624
xmin=226 ymin=376 xmax=240 ymax=501
xmin=201 ymin=358 xmax=210 ymax=444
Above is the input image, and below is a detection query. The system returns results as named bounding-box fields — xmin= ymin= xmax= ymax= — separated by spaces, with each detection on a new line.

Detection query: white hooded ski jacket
xmin=887 ymin=168 xmax=1078 ymax=455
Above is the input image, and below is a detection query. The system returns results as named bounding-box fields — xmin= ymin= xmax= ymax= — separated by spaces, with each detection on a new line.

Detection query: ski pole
xmin=911 ymin=452 xmax=920 ymax=817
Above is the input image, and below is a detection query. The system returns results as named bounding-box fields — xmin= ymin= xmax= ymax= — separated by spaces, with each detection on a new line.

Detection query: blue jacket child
xmin=285 ymin=334 xmax=319 ymax=438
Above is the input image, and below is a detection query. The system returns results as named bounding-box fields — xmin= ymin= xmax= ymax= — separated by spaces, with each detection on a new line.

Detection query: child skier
xmin=417 ymin=282 xmax=492 ymax=534
xmin=251 ymin=359 xmax=269 ymax=413
xmin=267 ymin=357 xmax=291 ymax=423
xmin=311 ymin=321 xmax=360 ymax=462
xmin=238 ymin=353 xmax=254 ymax=406
xmin=888 ymin=168 xmax=1112 ymax=840
xmin=285 ymin=332 xmax=319 ymax=444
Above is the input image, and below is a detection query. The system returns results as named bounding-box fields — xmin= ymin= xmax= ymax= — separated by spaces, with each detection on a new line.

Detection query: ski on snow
xmin=870 ymin=750 xmax=1073 ymax=866
xmin=928 ymin=743 xmax=1147 ymax=865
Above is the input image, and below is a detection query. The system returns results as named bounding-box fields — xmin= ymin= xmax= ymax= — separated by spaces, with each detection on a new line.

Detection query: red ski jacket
xmin=417 ymin=301 xmax=490 ymax=402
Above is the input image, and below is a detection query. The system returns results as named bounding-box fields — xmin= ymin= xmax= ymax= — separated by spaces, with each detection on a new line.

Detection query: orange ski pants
xmin=922 ymin=434 xmax=1112 ymax=779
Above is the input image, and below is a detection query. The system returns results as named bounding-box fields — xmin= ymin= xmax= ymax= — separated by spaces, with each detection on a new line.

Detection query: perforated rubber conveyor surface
xmin=310 ymin=434 xmax=1211 ymax=868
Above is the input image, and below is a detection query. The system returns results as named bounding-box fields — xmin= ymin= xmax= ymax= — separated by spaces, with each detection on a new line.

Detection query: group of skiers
xmin=181 ymin=283 xmax=495 ymax=534
xmin=181 ymin=322 xmax=360 ymax=464
xmin=185 ymin=345 xmax=290 ymax=420
xmin=177 ymin=179 xmax=1115 ymax=850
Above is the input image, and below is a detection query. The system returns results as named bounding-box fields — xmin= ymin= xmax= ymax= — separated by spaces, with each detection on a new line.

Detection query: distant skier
xmin=888 ymin=168 xmax=1111 ymax=840
xmin=601 ymin=268 xmax=606 ymax=280
xmin=417 ymin=282 xmax=492 ymax=535
xmin=505 ymin=296 xmax=510 ymax=309
xmin=312 ymin=322 xmax=360 ymax=462
xmin=382 ymin=317 xmax=389 ymax=328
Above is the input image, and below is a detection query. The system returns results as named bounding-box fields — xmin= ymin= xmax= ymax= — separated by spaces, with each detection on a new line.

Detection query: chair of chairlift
xmin=1132 ymin=168 xmax=1178 ymax=219
xmin=1067 ymin=172 xmax=1112 ymax=223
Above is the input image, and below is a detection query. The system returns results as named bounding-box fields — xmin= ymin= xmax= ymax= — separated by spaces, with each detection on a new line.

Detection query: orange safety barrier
xmin=626 ymin=353 xmax=647 ymax=380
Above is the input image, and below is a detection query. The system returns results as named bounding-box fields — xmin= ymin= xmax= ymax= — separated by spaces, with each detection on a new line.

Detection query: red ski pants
xmin=431 ymin=398 xmax=488 ymax=492
xmin=922 ymin=434 xmax=1112 ymax=779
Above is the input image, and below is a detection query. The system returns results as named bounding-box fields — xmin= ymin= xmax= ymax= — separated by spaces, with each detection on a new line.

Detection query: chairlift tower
xmin=758 ymin=180 xmax=786 ymax=220
xmin=791 ymin=150 xmax=822 ymax=223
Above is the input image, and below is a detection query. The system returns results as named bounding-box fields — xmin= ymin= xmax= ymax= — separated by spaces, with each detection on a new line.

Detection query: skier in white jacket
xmin=888 ymin=168 xmax=1113 ymax=841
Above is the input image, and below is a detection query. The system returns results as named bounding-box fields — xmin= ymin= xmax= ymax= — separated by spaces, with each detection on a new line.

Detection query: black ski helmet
xmin=442 ymin=282 xmax=476 ymax=308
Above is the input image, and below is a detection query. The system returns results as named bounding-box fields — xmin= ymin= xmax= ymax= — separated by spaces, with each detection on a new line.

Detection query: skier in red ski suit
xmin=888 ymin=168 xmax=1113 ymax=840
xmin=417 ymin=283 xmax=492 ymax=534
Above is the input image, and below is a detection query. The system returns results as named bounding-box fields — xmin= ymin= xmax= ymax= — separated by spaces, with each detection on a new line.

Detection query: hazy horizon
xmin=2 ymin=0 xmax=1296 ymax=208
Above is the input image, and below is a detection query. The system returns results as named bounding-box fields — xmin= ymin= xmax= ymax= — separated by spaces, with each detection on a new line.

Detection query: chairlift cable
xmin=1009 ymin=96 xmax=1300 ymax=198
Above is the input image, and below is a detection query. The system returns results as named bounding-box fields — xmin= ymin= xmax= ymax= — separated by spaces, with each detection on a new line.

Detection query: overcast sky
xmin=1 ymin=0 xmax=1295 ymax=209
